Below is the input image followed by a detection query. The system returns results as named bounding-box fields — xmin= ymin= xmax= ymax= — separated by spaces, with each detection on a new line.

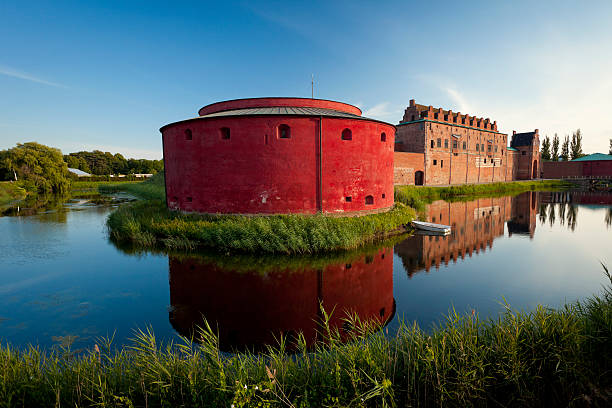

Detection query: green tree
xmin=0 ymin=142 xmax=70 ymax=193
xmin=541 ymin=135 xmax=551 ymax=160
xmin=552 ymin=134 xmax=560 ymax=161
xmin=570 ymin=129 xmax=584 ymax=160
xmin=561 ymin=135 xmax=570 ymax=161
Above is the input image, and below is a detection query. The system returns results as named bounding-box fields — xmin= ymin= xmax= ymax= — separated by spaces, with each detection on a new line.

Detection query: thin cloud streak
xmin=0 ymin=65 xmax=65 ymax=87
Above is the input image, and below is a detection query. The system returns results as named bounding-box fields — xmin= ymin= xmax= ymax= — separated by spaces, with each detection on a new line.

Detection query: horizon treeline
xmin=64 ymin=150 xmax=163 ymax=175
xmin=541 ymin=129 xmax=586 ymax=161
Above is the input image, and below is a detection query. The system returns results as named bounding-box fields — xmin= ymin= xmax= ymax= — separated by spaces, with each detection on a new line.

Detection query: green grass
xmin=0 ymin=182 xmax=27 ymax=206
xmin=395 ymin=180 xmax=572 ymax=211
xmin=1 ymin=268 xmax=610 ymax=407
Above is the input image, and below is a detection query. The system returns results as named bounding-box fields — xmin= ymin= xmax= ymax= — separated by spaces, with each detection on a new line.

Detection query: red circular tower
xmin=161 ymin=97 xmax=395 ymax=215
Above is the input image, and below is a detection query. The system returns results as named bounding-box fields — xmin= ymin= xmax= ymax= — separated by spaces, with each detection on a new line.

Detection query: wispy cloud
xmin=0 ymin=65 xmax=65 ymax=87
xmin=363 ymin=102 xmax=402 ymax=121
xmin=442 ymin=87 xmax=473 ymax=114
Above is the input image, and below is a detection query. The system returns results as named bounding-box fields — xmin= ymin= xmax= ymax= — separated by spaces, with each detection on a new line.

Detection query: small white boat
xmin=411 ymin=221 xmax=451 ymax=235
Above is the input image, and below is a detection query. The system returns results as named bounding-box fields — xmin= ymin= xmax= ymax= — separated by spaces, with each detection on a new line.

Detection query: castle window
xmin=433 ymin=159 xmax=437 ymax=165
xmin=502 ymin=149 xmax=504 ymax=155
xmin=346 ymin=263 xmax=351 ymax=269
xmin=484 ymin=158 xmax=487 ymax=163
xmin=345 ymin=196 xmax=352 ymax=202
xmin=220 ymin=127 xmax=230 ymax=140
xmin=437 ymin=138 xmax=441 ymax=147
xmin=462 ymin=118 xmax=466 ymax=124
xmin=431 ymin=140 xmax=434 ymax=148
xmin=481 ymin=144 xmax=484 ymax=152
xmin=453 ymin=140 xmax=458 ymax=149
xmin=380 ymin=132 xmax=386 ymax=142
xmin=278 ymin=124 xmax=291 ymax=139
xmin=185 ymin=129 xmax=192 ymax=140
xmin=462 ymin=141 xmax=466 ymax=149
xmin=186 ymin=197 xmax=192 ymax=202
xmin=453 ymin=117 xmax=457 ymax=123
xmin=476 ymin=144 xmax=480 ymax=151
xmin=411 ymin=115 xmax=415 ymax=121
xmin=522 ymin=151 xmax=526 ymax=155
xmin=341 ymin=128 xmax=352 ymax=140
xmin=365 ymin=195 xmax=374 ymax=205
xmin=444 ymin=139 xmax=449 ymax=148
xmin=488 ymin=145 xmax=492 ymax=152
xmin=495 ymin=145 xmax=498 ymax=152
xmin=434 ymin=113 xmax=438 ymax=119
xmin=441 ymin=160 xmax=444 ymax=168
xmin=382 ymin=193 xmax=386 ymax=199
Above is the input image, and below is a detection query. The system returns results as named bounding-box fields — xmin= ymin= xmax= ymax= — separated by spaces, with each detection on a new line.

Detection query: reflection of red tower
xmin=508 ymin=192 xmax=539 ymax=238
xmin=168 ymin=248 xmax=394 ymax=351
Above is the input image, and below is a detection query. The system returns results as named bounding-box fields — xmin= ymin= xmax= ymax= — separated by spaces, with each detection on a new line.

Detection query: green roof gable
xmin=571 ymin=153 xmax=612 ymax=162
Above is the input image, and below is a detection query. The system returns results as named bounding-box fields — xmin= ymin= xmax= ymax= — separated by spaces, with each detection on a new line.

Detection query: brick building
xmin=394 ymin=99 xmax=540 ymax=185
xmin=542 ymin=153 xmax=612 ymax=179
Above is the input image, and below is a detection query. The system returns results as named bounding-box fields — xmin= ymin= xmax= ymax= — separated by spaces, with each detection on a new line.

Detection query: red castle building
xmin=161 ymin=97 xmax=396 ymax=215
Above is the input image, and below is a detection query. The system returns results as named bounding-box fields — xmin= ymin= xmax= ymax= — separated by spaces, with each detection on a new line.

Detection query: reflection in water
xmin=395 ymin=193 xmax=539 ymax=277
xmin=168 ymin=248 xmax=395 ymax=352
xmin=606 ymin=208 xmax=612 ymax=228
xmin=540 ymin=192 xmax=612 ymax=230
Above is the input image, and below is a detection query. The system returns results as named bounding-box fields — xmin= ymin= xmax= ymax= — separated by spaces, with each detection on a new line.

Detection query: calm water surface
xmin=1 ymin=191 xmax=611 ymax=351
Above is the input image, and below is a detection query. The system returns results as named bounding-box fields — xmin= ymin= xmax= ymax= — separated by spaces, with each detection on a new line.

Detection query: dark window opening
xmin=453 ymin=140 xmax=458 ymax=149
xmin=365 ymin=195 xmax=374 ymax=205
xmin=381 ymin=132 xmax=386 ymax=142
xmin=437 ymin=138 xmax=441 ymax=147
xmin=441 ymin=159 xmax=444 ymax=168
xmin=382 ymin=193 xmax=386 ymax=199
xmin=476 ymin=144 xmax=480 ymax=151
xmin=381 ymin=253 xmax=385 ymax=259
xmin=444 ymin=139 xmax=449 ymax=148
xmin=220 ymin=127 xmax=230 ymax=140
xmin=411 ymin=115 xmax=415 ymax=121
xmin=481 ymin=144 xmax=484 ymax=151
xmin=341 ymin=128 xmax=352 ymax=140
xmin=431 ymin=140 xmax=434 ymax=148
xmin=345 ymin=196 xmax=352 ymax=202
xmin=434 ymin=113 xmax=438 ymax=119
xmin=522 ymin=151 xmax=526 ymax=155
xmin=186 ymin=197 xmax=192 ymax=202
xmin=278 ymin=124 xmax=290 ymax=139
xmin=433 ymin=159 xmax=437 ymax=165
xmin=495 ymin=145 xmax=498 ymax=152
xmin=190 ymin=264 xmax=195 ymax=270
xmin=185 ymin=129 xmax=192 ymax=140
xmin=345 ymin=263 xmax=352 ymax=269
xmin=488 ymin=144 xmax=492 ymax=152
xmin=462 ymin=141 xmax=467 ymax=149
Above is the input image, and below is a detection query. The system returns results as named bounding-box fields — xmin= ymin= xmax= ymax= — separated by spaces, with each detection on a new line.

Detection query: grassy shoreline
xmin=2 ymin=270 xmax=610 ymax=407
xmin=0 ymin=182 xmax=27 ymax=206
xmin=103 ymin=176 xmax=571 ymax=254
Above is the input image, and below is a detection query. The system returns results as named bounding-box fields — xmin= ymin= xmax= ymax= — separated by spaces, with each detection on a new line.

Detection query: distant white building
xmin=67 ymin=167 xmax=91 ymax=177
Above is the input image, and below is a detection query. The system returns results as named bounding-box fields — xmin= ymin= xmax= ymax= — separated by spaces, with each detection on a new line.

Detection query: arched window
xmin=278 ymin=124 xmax=290 ymax=139
xmin=185 ymin=129 xmax=192 ymax=140
xmin=341 ymin=128 xmax=352 ymax=140
xmin=220 ymin=127 xmax=230 ymax=140
xmin=380 ymin=132 xmax=386 ymax=142
xmin=365 ymin=195 xmax=374 ymax=205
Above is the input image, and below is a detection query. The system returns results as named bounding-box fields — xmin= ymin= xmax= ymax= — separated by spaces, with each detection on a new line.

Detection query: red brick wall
xmin=393 ymin=152 xmax=424 ymax=185
xmin=542 ymin=161 xmax=583 ymax=178
xmin=162 ymin=109 xmax=395 ymax=214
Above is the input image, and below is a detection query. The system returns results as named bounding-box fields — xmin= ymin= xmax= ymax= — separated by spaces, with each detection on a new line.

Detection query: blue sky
xmin=1 ymin=0 xmax=611 ymax=159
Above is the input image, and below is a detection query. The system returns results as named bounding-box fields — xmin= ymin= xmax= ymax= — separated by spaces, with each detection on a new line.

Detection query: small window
xmin=365 ymin=195 xmax=374 ymax=205
xmin=437 ymin=138 xmax=441 ymax=147
xmin=220 ymin=127 xmax=230 ymax=140
xmin=382 ymin=193 xmax=386 ymax=199
xmin=345 ymin=196 xmax=352 ymax=202
xmin=186 ymin=197 xmax=192 ymax=202
xmin=345 ymin=263 xmax=352 ymax=269
xmin=522 ymin=151 xmax=526 ymax=156
xmin=462 ymin=141 xmax=466 ymax=149
xmin=444 ymin=139 xmax=449 ymax=148
xmin=481 ymin=144 xmax=484 ymax=151
xmin=185 ymin=129 xmax=192 ymax=140
xmin=341 ymin=128 xmax=352 ymax=140
xmin=453 ymin=140 xmax=457 ymax=149
xmin=431 ymin=140 xmax=434 ymax=148
xmin=441 ymin=159 xmax=444 ymax=168
xmin=433 ymin=159 xmax=437 ymax=165
xmin=484 ymin=158 xmax=487 ymax=163
xmin=476 ymin=144 xmax=480 ymax=151
xmin=278 ymin=124 xmax=290 ymax=139
xmin=495 ymin=145 xmax=498 ymax=152
xmin=434 ymin=113 xmax=438 ymax=119
xmin=488 ymin=144 xmax=492 ymax=152
xmin=411 ymin=115 xmax=415 ymax=121
xmin=380 ymin=132 xmax=386 ymax=142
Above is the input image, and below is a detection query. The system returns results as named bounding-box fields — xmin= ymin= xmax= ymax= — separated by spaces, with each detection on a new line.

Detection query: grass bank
xmin=0 ymin=182 xmax=27 ymax=206
xmin=395 ymin=180 xmax=572 ymax=211
xmin=2 ymin=269 xmax=610 ymax=407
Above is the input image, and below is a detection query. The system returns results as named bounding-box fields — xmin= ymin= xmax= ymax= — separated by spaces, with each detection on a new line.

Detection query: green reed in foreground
xmin=1 ymin=269 xmax=610 ymax=408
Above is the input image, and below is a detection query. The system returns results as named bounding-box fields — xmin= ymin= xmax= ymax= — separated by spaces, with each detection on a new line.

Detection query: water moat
xmin=1 ymin=190 xmax=611 ymax=351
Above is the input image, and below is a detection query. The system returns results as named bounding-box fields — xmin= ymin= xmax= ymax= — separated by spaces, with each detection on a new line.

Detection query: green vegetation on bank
xmin=103 ymin=177 xmax=572 ymax=254
xmin=2 ymin=269 xmax=610 ymax=407
xmin=0 ymin=182 xmax=27 ymax=206
xmin=0 ymin=142 xmax=71 ymax=194
xmin=64 ymin=150 xmax=163 ymax=175
xmin=395 ymin=180 xmax=572 ymax=211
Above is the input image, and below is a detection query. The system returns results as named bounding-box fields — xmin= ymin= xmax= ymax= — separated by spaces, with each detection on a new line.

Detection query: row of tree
xmin=64 ymin=151 xmax=163 ymax=175
xmin=540 ymin=129 xmax=585 ymax=161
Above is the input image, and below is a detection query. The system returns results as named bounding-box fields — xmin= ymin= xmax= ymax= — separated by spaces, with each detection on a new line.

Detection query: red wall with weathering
xmin=543 ymin=160 xmax=612 ymax=178
xmin=162 ymin=98 xmax=395 ymax=215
